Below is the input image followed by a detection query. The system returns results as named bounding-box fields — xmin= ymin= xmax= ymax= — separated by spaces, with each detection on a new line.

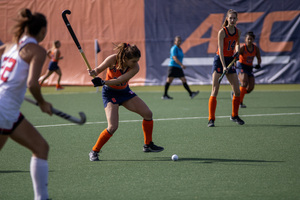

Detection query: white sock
xmin=30 ymin=156 xmax=49 ymax=200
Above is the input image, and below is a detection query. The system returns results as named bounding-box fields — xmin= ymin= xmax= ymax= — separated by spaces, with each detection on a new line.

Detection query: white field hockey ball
xmin=171 ymin=154 xmax=178 ymax=161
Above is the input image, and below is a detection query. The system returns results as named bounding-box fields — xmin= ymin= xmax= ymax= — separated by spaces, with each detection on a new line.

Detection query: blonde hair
xmin=222 ymin=9 xmax=238 ymax=27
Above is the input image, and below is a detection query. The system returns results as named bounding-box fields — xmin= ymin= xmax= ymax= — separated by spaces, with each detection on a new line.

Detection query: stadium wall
xmin=0 ymin=0 xmax=299 ymax=86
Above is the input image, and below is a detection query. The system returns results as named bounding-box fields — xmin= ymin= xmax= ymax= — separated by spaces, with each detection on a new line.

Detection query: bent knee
xmin=143 ymin=110 xmax=153 ymax=120
xmin=234 ymin=90 xmax=241 ymax=97
xmin=34 ymin=141 xmax=49 ymax=159
xmin=107 ymin=125 xmax=118 ymax=134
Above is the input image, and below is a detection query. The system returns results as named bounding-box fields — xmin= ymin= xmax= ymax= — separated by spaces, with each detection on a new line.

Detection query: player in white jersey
xmin=0 ymin=8 xmax=52 ymax=200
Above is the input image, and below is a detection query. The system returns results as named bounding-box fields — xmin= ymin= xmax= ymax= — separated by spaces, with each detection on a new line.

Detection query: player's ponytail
xmin=12 ymin=8 xmax=47 ymax=43
xmin=115 ymin=43 xmax=141 ymax=70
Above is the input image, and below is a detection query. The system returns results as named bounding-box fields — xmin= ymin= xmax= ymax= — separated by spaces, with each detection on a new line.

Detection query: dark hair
xmin=222 ymin=9 xmax=238 ymax=27
xmin=114 ymin=43 xmax=141 ymax=70
xmin=245 ymin=31 xmax=256 ymax=39
xmin=12 ymin=8 xmax=47 ymax=42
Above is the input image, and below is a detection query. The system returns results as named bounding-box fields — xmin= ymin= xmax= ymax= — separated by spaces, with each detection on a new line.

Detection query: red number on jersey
xmin=0 ymin=57 xmax=17 ymax=82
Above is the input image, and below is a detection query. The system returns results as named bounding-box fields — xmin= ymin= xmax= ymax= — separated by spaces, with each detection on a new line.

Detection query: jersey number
xmin=1 ymin=57 xmax=17 ymax=82
xmin=227 ymin=40 xmax=236 ymax=51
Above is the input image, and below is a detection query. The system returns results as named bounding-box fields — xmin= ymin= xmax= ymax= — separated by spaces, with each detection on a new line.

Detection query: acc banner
xmin=144 ymin=0 xmax=300 ymax=85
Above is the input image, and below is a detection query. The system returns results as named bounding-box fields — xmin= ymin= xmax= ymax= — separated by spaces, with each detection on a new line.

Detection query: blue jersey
xmin=168 ymin=45 xmax=183 ymax=68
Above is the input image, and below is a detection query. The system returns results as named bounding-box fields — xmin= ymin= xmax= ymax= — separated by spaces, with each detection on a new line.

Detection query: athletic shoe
xmin=230 ymin=115 xmax=245 ymax=125
xmin=240 ymin=103 xmax=247 ymax=108
xmin=207 ymin=119 xmax=215 ymax=127
xmin=190 ymin=91 xmax=200 ymax=99
xmin=143 ymin=142 xmax=164 ymax=152
xmin=89 ymin=150 xmax=100 ymax=161
xmin=56 ymin=84 xmax=64 ymax=91
xmin=161 ymin=95 xmax=173 ymax=100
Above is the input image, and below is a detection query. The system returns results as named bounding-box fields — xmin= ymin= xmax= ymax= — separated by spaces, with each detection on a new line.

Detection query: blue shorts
xmin=102 ymin=86 xmax=137 ymax=108
xmin=236 ymin=62 xmax=254 ymax=77
xmin=212 ymin=55 xmax=237 ymax=74
xmin=48 ymin=61 xmax=59 ymax=71
xmin=0 ymin=113 xmax=24 ymax=135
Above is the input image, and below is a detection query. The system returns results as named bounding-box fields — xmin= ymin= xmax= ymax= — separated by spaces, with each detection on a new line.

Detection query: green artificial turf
xmin=0 ymin=84 xmax=299 ymax=199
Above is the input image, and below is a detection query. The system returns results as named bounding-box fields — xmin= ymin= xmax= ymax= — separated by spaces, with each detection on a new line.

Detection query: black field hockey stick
xmin=218 ymin=52 xmax=239 ymax=84
xmin=62 ymin=10 xmax=104 ymax=87
xmin=24 ymin=97 xmax=86 ymax=125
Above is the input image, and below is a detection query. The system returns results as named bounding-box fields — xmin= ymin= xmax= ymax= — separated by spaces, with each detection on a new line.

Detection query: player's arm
xmin=105 ymin=63 xmax=139 ymax=86
xmin=172 ymin=55 xmax=185 ymax=69
xmin=54 ymin=49 xmax=63 ymax=60
xmin=89 ymin=54 xmax=116 ymax=77
xmin=218 ymin=29 xmax=226 ymax=71
xmin=46 ymin=49 xmax=52 ymax=59
xmin=235 ymin=28 xmax=241 ymax=55
xmin=239 ymin=45 xmax=245 ymax=55
xmin=23 ymin=44 xmax=52 ymax=115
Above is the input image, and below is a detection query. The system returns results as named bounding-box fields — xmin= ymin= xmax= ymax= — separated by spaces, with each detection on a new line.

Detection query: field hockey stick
xmin=218 ymin=52 xmax=239 ymax=84
xmin=62 ymin=10 xmax=104 ymax=87
xmin=24 ymin=97 xmax=86 ymax=125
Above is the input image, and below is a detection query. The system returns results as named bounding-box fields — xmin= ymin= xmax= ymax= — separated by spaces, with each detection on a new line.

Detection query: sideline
xmin=34 ymin=112 xmax=300 ymax=128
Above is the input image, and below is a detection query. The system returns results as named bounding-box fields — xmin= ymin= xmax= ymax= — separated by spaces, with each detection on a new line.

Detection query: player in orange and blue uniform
xmin=208 ymin=9 xmax=244 ymax=127
xmin=237 ymin=31 xmax=262 ymax=108
xmin=40 ymin=40 xmax=64 ymax=90
xmin=88 ymin=43 xmax=164 ymax=161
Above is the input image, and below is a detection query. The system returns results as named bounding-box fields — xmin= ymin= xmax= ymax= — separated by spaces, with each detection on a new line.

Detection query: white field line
xmin=34 ymin=112 xmax=300 ymax=128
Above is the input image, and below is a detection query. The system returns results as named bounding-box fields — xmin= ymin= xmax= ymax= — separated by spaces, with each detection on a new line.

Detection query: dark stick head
xmin=79 ymin=112 xmax=86 ymax=125
xmin=62 ymin=10 xmax=71 ymax=25
xmin=62 ymin=10 xmax=71 ymax=16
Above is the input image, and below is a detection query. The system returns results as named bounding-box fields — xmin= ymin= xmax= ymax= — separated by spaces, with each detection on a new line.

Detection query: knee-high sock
xmin=30 ymin=157 xmax=49 ymax=200
xmin=183 ymin=83 xmax=192 ymax=95
xmin=240 ymin=86 xmax=247 ymax=104
xmin=208 ymin=96 xmax=217 ymax=121
xmin=164 ymin=82 xmax=170 ymax=96
xmin=142 ymin=119 xmax=153 ymax=145
xmin=232 ymin=95 xmax=240 ymax=117
xmin=92 ymin=129 xmax=112 ymax=152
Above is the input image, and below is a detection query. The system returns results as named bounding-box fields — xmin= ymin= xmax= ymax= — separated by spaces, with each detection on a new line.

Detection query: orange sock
xmin=208 ymin=96 xmax=217 ymax=121
xmin=92 ymin=129 xmax=112 ymax=152
xmin=240 ymin=86 xmax=247 ymax=104
xmin=232 ymin=95 xmax=240 ymax=117
xmin=142 ymin=119 xmax=153 ymax=145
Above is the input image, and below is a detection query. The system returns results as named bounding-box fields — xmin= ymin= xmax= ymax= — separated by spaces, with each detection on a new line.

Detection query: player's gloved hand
xmin=223 ymin=67 xmax=228 ymax=74
xmin=92 ymin=77 xmax=105 ymax=87
xmin=254 ymin=64 xmax=261 ymax=69
xmin=232 ymin=52 xmax=239 ymax=60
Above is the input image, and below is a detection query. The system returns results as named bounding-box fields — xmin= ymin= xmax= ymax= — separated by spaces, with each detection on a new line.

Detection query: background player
xmin=208 ymin=9 xmax=244 ymax=127
xmin=0 ymin=8 xmax=52 ymax=200
xmin=40 ymin=40 xmax=64 ymax=90
xmin=237 ymin=31 xmax=262 ymax=108
xmin=162 ymin=36 xmax=199 ymax=100
xmin=88 ymin=43 xmax=164 ymax=161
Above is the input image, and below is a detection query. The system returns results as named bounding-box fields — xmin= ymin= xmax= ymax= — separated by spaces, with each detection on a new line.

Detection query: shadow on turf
xmin=239 ymin=124 xmax=300 ymax=128
xmin=209 ymin=123 xmax=300 ymax=128
xmin=101 ymin=157 xmax=284 ymax=164
xmin=173 ymin=157 xmax=284 ymax=164
xmin=0 ymin=170 xmax=55 ymax=174
xmin=0 ymin=170 xmax=29 ymax=173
